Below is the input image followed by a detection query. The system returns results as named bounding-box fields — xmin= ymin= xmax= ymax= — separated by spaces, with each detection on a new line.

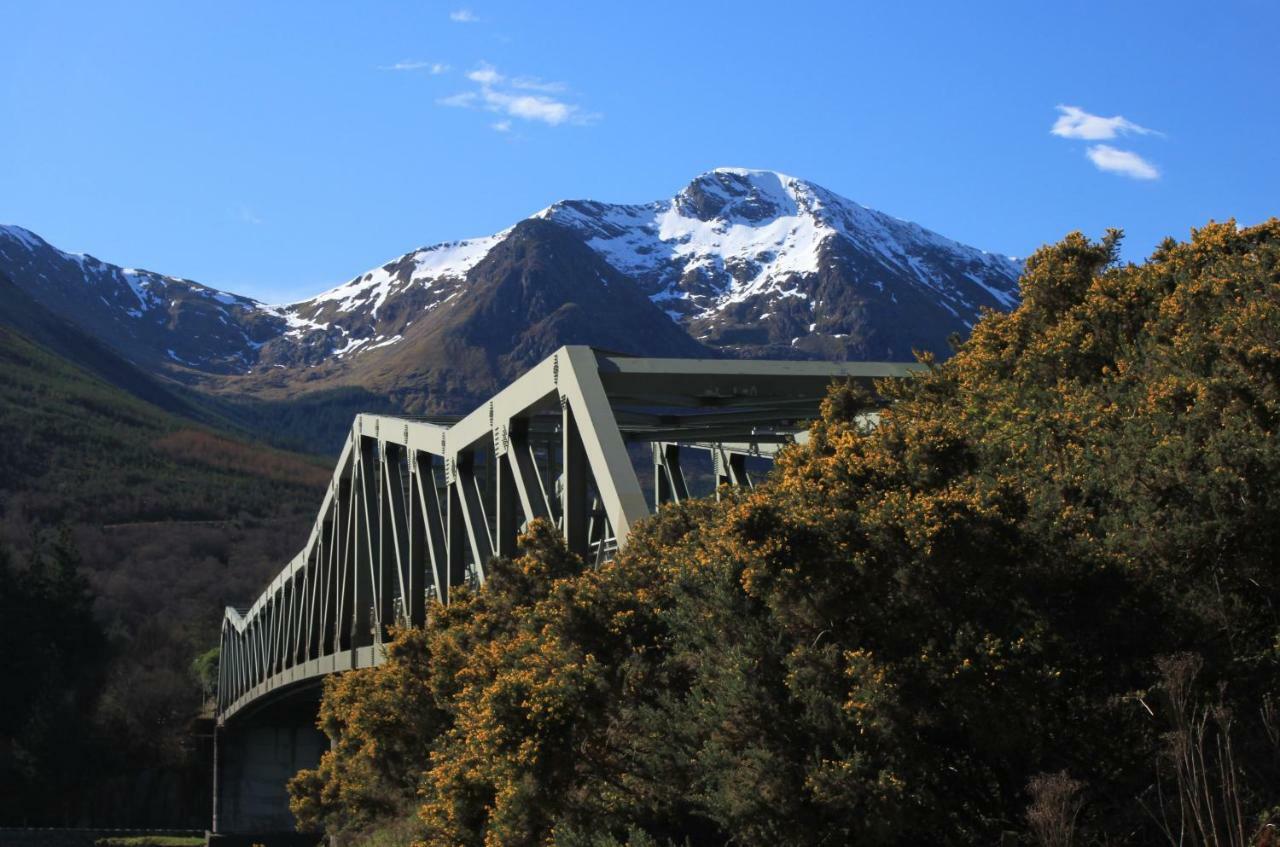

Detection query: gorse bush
xmin=290 ymin=221 xmax=1280 ymax=845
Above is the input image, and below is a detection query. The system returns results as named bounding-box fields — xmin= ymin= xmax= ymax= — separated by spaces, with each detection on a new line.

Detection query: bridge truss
xmin=217 ymin=346 xmax=915 ymax=721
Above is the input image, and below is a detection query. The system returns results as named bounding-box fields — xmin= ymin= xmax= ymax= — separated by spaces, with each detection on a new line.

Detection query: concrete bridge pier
xmin=212 ymin=689 xmax=326 ymax=843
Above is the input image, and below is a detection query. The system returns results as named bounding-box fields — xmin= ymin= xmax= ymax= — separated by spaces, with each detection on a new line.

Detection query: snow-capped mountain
xmin=0 ymin=169 xmax=1023 ymax=417
xmin=259 ymin=168 xmax=1020 ymax=368
xmin=540 ymin=168 xmax=1020 ymax=358
xmin=261 ymin=231 xmax=511 ymax=365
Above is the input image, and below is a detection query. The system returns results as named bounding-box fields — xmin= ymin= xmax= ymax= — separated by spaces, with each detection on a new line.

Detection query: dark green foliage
xmin=191 ymin=647 xmax=219 ymax=703
xmin=0 ymin=532 xmax=109 ymax=824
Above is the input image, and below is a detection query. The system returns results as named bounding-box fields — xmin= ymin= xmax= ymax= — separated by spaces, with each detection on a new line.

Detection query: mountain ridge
xmin=1 ymin=168 xmax=1024 ymax=433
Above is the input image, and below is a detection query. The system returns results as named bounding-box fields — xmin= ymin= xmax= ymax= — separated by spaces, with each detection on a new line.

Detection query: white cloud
xmin=467 ymin=63 xmax=504 ymax=86
xmin=1052 ymin=105 xmax=1158 ymax=140
xmin=480 ymin=88 xmax=575 ymax=125
xmin=1085 ymin=145 xmax=1160 ymax=180
xmin=439 ymin=62 xmax=595 ymax=127
xmin=511 ymin=76 xmax=566 ymax=93
xmin=450 ymin=9 xmax=479 ymax=22
xmin=438 ymin=91 xmax=479 ymax=108
xmin=380 ymin=59 xmax=450 ymax=73
xmin=239 ymin=205 xmax=263 ymax=225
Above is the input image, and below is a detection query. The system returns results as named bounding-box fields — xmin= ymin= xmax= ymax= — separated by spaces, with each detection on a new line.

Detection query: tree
xmin=289 ymin=624 xmax=448 ymax=842
xmin=192 ymin=647 xmax=220 ymax=704
xmin=301 ymin=221 xmax=1280 ymax=845
xmin=0 ymin=531 xmax=109 ymax=824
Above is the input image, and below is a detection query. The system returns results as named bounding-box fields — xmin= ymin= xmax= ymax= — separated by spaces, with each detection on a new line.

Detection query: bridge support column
xmin=213 ymin=699 xmax=326 ymax=837
xmin=561 ymin=399 xmax=589 ymax=556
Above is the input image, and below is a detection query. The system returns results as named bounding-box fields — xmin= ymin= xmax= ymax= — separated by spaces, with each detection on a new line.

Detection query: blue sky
xmin=2 ymin=1 xmax=1276 ymax=303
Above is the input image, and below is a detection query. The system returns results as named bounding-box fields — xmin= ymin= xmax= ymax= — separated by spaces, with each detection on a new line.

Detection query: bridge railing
xmin=217 ymin=346 xmax=917 ymax=721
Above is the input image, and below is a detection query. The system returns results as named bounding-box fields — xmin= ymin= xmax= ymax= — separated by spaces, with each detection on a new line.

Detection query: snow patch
xmin=0 ymin=224 xmax=44 ymax=251
xmin=542 ymin=168 xmax=1020 ymax=327
xmin=302 ymin=230 xmax=507 ymax=318
xmin=964 ymin=271 xmax=1019 ymax=309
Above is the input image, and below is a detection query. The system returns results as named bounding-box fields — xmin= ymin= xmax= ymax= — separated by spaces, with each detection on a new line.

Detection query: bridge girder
xmin=217 ymin=346 xmax=917 ymax=721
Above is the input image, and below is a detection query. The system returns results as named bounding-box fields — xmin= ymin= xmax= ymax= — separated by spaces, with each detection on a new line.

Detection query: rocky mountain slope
xmin=0 ymin=169 xmax=1022 ymax=422
xmin=0 ymin=224 xmax=278 ymax=373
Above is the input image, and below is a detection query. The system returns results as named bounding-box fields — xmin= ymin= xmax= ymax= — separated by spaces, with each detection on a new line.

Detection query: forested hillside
xmin=290 ymin=221 xmax=1280 ymax=846
xmin=0 ymin=307 xmax=328 ymax=825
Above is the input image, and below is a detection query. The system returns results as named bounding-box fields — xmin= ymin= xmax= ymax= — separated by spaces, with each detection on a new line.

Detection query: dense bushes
xmin=291 ymin=221 xmax=1280 ymax=845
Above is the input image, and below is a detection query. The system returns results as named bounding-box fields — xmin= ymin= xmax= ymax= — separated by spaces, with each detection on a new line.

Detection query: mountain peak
xmin=676 ymin=168 xmax=806 ymax=223
xmin=698 ymin=166 xmax=807 ymax=187
xmin=537 ymin=167 xmax=1022 ymax=348
xmin=0 ymin=223 xmax=50 ymax=253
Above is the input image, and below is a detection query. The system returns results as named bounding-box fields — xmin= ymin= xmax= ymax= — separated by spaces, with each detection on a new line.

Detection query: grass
xmin=95 ymin=837 xmax=205 ymax=847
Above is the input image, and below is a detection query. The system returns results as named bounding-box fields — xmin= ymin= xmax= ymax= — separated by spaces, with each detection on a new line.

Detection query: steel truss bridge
xmin=216 ymin=347 xmax=915 ymax=723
